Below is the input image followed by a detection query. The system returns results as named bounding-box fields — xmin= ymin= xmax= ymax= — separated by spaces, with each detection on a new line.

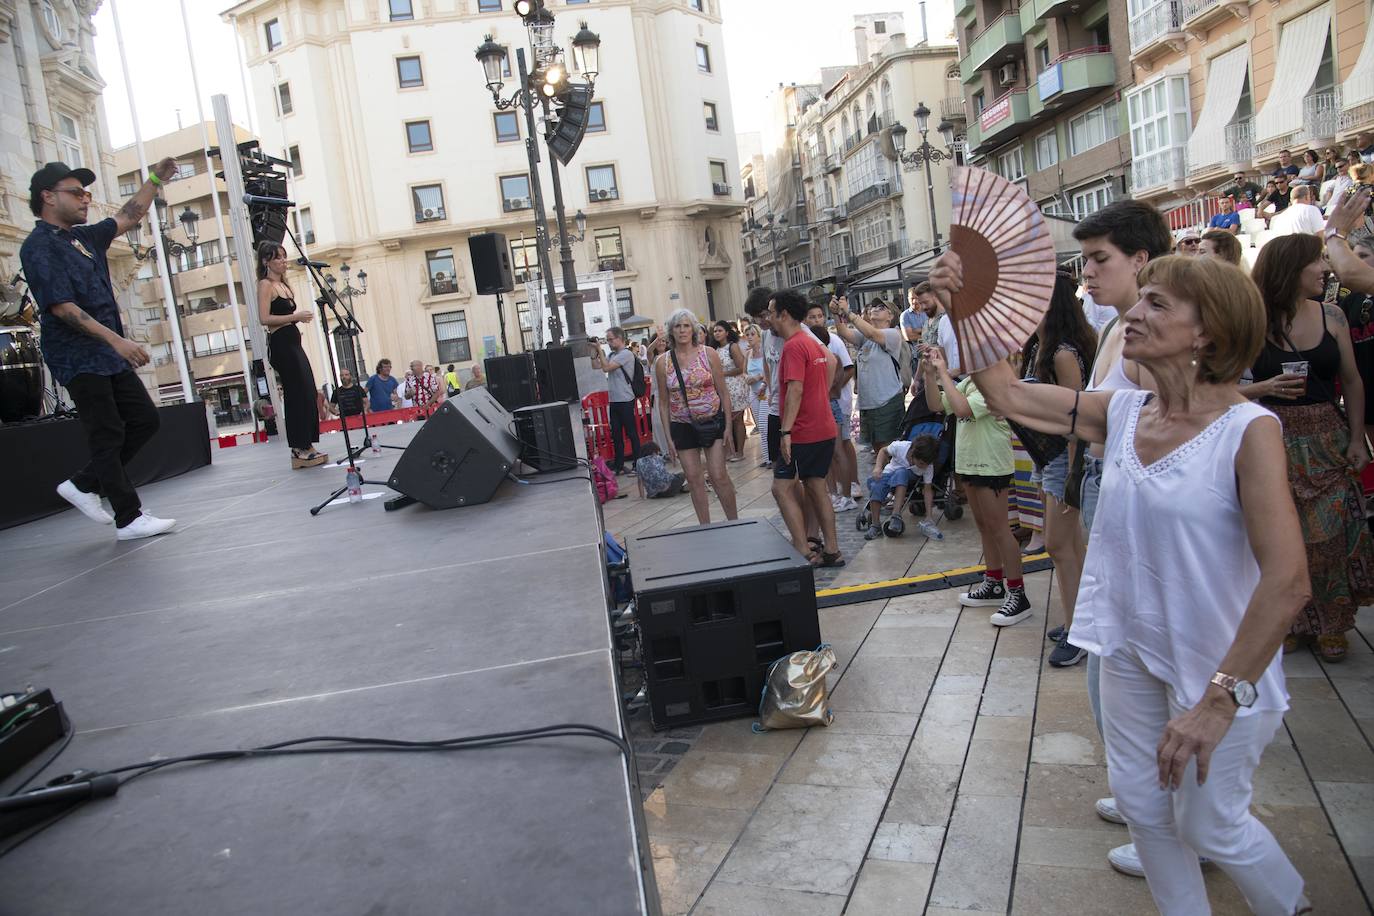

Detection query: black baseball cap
xmin=29 ymin=161 xmax=96 ymax=198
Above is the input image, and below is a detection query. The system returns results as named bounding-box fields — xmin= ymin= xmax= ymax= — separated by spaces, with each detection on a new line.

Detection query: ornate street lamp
xmin=891 ymin=101 xmax=957 ymax=252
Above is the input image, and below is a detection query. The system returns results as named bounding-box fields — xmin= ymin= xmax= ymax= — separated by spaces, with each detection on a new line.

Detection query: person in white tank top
xmin=930 ymin=250 xmax=1311 ymax=915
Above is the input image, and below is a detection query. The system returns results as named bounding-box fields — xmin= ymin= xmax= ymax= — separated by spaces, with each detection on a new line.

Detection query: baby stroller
xmin=855 ymin=401 xmax=962 ymax=537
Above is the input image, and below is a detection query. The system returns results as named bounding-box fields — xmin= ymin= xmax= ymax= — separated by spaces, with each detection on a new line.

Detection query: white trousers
xmin=749 ymin=393 xmax=770 ymax=461
xmin=1100 ymin=647 xmax=1306 ymax=916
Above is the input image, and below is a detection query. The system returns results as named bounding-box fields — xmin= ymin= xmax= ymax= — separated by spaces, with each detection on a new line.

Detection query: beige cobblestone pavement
xmin=604 ymin=435 xmax=1374 ymax=915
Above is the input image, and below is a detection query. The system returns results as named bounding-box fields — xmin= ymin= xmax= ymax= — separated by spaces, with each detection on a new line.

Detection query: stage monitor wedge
xmin=387 ymin=388 xmax=520 ymax=509
xmin=469 ymin=232 xmax=515 ymax=295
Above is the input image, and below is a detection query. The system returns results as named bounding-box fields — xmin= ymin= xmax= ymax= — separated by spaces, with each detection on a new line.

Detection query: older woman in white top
xmin=930 ymin=252 xmax=1310 ymax=915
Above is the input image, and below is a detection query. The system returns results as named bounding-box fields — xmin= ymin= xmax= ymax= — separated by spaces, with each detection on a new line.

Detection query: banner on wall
xmin=525 ymin=270 xmax=617 ymax=348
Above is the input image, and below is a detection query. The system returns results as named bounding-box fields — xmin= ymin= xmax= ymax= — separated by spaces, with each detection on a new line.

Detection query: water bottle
xmin=346 ymin=466 xmax=362 ymax=503
xmin=371 ymin=429 xmax=381 ymax=456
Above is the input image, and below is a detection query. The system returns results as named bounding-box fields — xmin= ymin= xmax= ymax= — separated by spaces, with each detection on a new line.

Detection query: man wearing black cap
xmin=21 ymin=156 xmax=179 ymax=540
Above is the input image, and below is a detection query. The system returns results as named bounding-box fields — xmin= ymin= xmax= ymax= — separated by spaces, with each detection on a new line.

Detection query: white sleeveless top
xmin=1071 ymin=390 xmax=1287 ymax=716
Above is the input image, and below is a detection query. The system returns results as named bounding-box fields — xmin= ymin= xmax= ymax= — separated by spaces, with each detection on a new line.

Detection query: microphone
xmin=242 ymin=192 xmax=294 ymax=208
xmin=296 ymin=258 xmax=330 ymax=269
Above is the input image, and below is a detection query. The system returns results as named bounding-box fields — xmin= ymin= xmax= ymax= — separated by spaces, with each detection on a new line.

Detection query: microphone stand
xmin=275 ymin=222 xmax=382 ymax=516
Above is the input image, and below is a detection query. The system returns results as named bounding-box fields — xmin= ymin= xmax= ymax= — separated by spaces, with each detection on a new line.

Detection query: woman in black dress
xmin=256 ymin=241 xmax=327 ymax=468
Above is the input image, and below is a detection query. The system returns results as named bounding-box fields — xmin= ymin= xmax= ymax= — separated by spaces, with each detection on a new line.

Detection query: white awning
xmin=1186 ymin=45 xmax=1249 ymax=167
xmin=1341 ymin=5 xmax=1374 ymax=108
xmin=1254 ymin=4 xmax=1332 ymax=142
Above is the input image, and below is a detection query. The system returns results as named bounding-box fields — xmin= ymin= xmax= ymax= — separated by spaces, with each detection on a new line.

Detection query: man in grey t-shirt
xmin=590 ymin=327 xmax=642 ymax=474
xmin=833 ymin=298 xmax=906 ymax=454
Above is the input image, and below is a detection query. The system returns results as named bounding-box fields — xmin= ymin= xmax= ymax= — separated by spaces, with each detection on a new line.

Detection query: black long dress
xmin=267 ymin=293 xmax=319 ymax=450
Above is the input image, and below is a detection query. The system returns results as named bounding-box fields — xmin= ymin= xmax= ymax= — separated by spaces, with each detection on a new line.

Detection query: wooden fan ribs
xmin=945 ymin=166 xmax=1056 ymax=373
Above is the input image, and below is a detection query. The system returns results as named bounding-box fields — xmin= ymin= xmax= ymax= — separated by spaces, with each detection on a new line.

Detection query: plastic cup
xmin=1281 ymin=360 xmax=1309 ymax=395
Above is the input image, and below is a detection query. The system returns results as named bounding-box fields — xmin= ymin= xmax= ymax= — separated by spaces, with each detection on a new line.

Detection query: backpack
xmin=619 ymin=356 xmax=647 ymax=399
xmin=590 ymin=455 xmax=618 ymax=504
xmin=882 ymin=335 xmax=914 ymax=390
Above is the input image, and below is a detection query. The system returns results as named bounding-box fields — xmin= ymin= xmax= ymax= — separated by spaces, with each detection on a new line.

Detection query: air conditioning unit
xmin=511 ymin=197 xmax=530 ymax=209
xmin=998 ymin=62 xmax=1019 ymax=87
xmin=422 ymin=208 xmax=436 ymax=219
xmin=595 ymin=188 xmax=610 ymax=200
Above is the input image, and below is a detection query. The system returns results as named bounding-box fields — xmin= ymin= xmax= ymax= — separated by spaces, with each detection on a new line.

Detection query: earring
xmin=1190 ymin=348 xmax=1199 ymax=368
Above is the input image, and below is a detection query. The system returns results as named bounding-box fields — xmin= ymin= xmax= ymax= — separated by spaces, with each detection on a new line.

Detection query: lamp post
xmin=325 ymin=263 xmax=367 ymax=380
xmin=748 ymin=214 xmax=789 ymax=289
xmin=126 ymin=202 xmax=203 ymax=398
xmin=890 ymin=101 xmax=957 ymax=253
xmin=476 ymin=1 xmax=600 ymax=352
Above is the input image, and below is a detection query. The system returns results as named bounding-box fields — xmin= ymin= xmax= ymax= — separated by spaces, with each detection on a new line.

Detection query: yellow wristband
xmin=148 ymin=172 xmax=162 ymax=187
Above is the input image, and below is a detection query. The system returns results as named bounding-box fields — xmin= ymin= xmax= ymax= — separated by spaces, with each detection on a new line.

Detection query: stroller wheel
xmin=908 ymin=498 xmax=926 ymax=517
xmin=856 ymin=509 xmax=870 ymax=531
xmin=882 ymin=515 xmax=905 ymax=537
xmin=945 ymin=503 xmax=963 ymax=521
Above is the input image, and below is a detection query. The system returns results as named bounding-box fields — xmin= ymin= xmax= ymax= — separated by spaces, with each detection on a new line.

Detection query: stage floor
xmin=0 ymin=421 xmax=654 ymax=914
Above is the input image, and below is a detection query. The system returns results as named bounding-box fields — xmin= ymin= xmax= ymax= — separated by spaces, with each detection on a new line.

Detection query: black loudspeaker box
xmin=628 ymin=520 xmax=821 ymax=730
xmin=533 ymin=346 xmax=579 ymax=404
xmin=485 ymin=353 xmax=539 ymax=412
xmin=387 ymin=388 xmax=520 ymax=509
xmin=468 ymin=232 xmax=515 ymax=295
xmin=515 ymin=403 xmax=578 ymax=472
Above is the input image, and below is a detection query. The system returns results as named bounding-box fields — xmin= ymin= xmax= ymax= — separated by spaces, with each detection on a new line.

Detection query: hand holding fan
xmin=945 ymin=166 xmax=1056 ymax=373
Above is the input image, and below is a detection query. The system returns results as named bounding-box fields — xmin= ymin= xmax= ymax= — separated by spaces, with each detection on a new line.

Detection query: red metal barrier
xmin=318 ymin=405 xmax=436 ymax=434
xmin=581 ymin=391 xmax=653 ymax=461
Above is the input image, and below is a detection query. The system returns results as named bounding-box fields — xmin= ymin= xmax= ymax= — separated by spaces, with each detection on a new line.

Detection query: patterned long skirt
xmin=1271 ymin=402 xmax=1374 ymax=638
xmin=1009 ymin=435 xmax=1044 ymax=533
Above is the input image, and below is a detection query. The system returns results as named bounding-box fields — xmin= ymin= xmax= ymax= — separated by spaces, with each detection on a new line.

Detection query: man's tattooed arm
xmin=111 ymin=157 xmax=176 ymax=235
xmin=51 ymin=302 xmax=114 ymax=341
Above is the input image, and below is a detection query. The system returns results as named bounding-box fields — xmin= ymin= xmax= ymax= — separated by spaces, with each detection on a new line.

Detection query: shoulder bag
xmin=670 ymin=348 xmax=726 ymax=441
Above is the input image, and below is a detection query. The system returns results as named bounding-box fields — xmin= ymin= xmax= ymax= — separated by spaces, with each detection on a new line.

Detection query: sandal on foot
xmin=812 ymin=551 xmax=845 ymax=568
xmin=291 ymin=450 xmax=328 ymax=469
xmin=1317 ymin=634 xmax=1348 ymax=662
xmin=1282 ymin=635 xmax=1303 ymax=655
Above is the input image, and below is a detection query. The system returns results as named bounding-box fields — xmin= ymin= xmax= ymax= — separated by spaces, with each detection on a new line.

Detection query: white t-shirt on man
xmin=825 ymin=333 xmax=854 ymax=411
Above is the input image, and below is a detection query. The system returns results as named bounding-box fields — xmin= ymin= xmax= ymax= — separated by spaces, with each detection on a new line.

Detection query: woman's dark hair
xmin=639 ymin=441 xmax=662 ymax=458
xmin=1251 ymin=233 xmax=1323 ymax=340
xmin=908 ymin=435 xmax=940 ymax=466
xmin=255 ymin=240 xmax=286 ymax=281
xmin=1072 ymin=199 xmax=1172 ymax=260
xmin=1303 ymin=149 xmax=1318 ymax=165
xmin=1019 ymin=272 xmax=1097 ymax=385
xmin=811 ymin=324 xmax=830 ymax=345
xmin=712 ymin=320 xmax=740 ymax=344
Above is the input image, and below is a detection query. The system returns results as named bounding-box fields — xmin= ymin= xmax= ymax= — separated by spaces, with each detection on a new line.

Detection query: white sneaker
xmin=1108 ymin=843 xmax=1145 ymax=877
xmin=115 ymin=513 xmax=176 ymax=541
xmin=1095 ymin=796 xmax=1127 ymax=825
xmin=849 ymin=483 xmax=864 ymax=500
xmin=834 ymin=496 xmax=858 ymax=512
xmin=56 ymin=479 xmax=113 ymax=525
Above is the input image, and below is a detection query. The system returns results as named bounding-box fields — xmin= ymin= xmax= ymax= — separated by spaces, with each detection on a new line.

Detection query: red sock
xmin=986 ymin=568 xmax=1002 ymax=581
xmin=1007 ymin=577 xmax=1024 ymax=590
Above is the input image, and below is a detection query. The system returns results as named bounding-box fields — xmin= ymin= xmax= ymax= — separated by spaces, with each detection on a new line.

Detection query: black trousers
xmin=267 ymin=326 xmax=320 ymax=450
xmin=65 ymin=370 xmax=160 ymax=527
xmin=608 ymin=399 xmax=641 ymax=471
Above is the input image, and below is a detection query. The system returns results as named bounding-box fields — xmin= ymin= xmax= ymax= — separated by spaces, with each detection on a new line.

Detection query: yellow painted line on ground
xmin=816 ymin=553 xmax=1051 ymax=599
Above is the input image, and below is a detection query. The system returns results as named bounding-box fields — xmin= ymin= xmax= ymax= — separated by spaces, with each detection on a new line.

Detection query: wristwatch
xmin=1210 ymin=672 xmax=1257 ymax=708
xmin=1324 ymin=227 xmax=1349 ymax=243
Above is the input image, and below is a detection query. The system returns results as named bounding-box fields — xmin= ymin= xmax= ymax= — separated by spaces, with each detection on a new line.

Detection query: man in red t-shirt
xmin=772 ymin=289 xmax=843 ymax=567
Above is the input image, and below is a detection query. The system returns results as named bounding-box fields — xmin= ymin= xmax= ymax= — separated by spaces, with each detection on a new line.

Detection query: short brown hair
xmin=1200 ymin=229 xmax=1243 ymax=265
xmin=1136 ymin=255 xmax=1265 ymax=385
xmin=912 ymin=280 xmax=933 ymax=295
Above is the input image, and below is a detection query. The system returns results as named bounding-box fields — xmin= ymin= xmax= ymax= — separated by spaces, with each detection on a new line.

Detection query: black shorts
xmin=766 ymin=413 xmax=781 ymax=462
xmin=775 ymin=437 xmax=835 ymax=480
xmin=961 ymin=473 xmax=1013 ymax=493
xmin=669 ymin=413 xmax=726 ymax=451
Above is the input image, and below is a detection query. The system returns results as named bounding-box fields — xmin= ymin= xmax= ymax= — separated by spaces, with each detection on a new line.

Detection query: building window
xmin=510 ymin=237 xmax=540 ymax=283
xmin=119 ymin=179 xmax=138 ymax=196
xmin=397 ymin=56 xmax=423 ymax=88
xmin=586 ymin=101 xmax=606 ymax=133
xmin=973 ymin=92 xmax=985 ymax=117
xmin=695 ymin=43 xmax=711 ymax=72
xmin=690 ymin=0 xmax=706 ymax=11
xmin=287 ymin=144 xmax=303 ymax=176
xmin=517 ymin=300 xmax=534 ymax=350
xmin=703 ymin=101 xmax=719 ymax=131
xmin=478 ymin=0 xmax=502 ymax=11
xmin=389 ymin=0 xmax=414 ymax=20
xmin=277 ymin=83 xmax=293 ymax=116
xmin=494 ymin=111 xmax=520 ymax=142
xmin=1071 ymin=186 xmax=1114 ymax=219
xmin=426 ymin=248 xmax=457 ymax=295
xmin=587 ymin=164 xmax=618 ymax=201
xmin=874 ymin=18 xmax=887 ymax=34
xmin=500 ymin=174 xmax=532 ymax=211
xmin=406 ymin=120 xmax=434 ymax=153
xmin=1034 ymin=130 xmax=1058 ymax=171
xmin=297 ymin=207 xmax=315 ymax=244
xmin=594 ymin=227 xmax=625 ymax=271
xmin=615 ymin=287 xmax=634 ymax=321
xmin=1067 ymin=100 xmax=1120 ymax=156
xmin=57 ymin=113 xmax=83 ymax=167
xmin=40 ymin=0 xmax=62 ymax=39
xmin=1127 ymin=78 xmax=1188 ymax=159
xmin=996 ymin=147 xmax=1026 ymax=182
xmin=413 ymin=184 xmax=446 ymax=222
xmin=499 ymin=46 xmax=512 ymax=78
xmin=433 ymin=310 xmax=471 ymax=362
xmin=265 ymin=18 xmax=283 ymax=51
xmin=709 ymin=160 xmax=730 ymax=194
xmin=1036 ymin=42 xmax=1050 ymax=71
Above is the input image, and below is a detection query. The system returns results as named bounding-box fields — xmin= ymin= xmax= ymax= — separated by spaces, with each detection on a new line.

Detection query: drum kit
xmin=1 ymin=276 xmax=54 ymax=424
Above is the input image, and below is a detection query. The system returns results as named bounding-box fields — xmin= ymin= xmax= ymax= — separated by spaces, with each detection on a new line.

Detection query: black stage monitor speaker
xmin=469 ymin=232 xmax=515 ymax=295
xmin=628 ymin=520 xmax=822 ymax=730
xmin=533 ymin=346 xmax=579 ymax=404
xmin=515 ymin=403 xmax=578 ymax=472
xmin=485 ymin=352 xmax=538 ymax=412
xmin=387 ymin=388 xmax=520 ymax=509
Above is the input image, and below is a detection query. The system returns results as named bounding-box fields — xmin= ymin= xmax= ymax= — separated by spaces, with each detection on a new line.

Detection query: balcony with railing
xmin=1031 ymin=46 xmax=1115 ymax=114
xmin=941 ymin=96 xmax=967 ymax=121
xmin=956 ymin=0 xmax=975 ymax=17
xmin=1179 ymin=0 xmax=1251 ymax=36
xmin=1255 ymin=89 xmax=1343 ymax=158
xmin=1129 ymin=0 xmax=1184 ymax=65
xmin=1340 ymin=72 xmax=1374 ymax=132
xmin=972 ymin=89 xmax=1034 ymax=149
xmin=1222 ymin=118 xmax=1254 ymax=170
xmin=1131 ymin=145 xmax=1188 ymax=195
xmin=961 ymin=10 xmax=1025 ymax=81
xmin=848 ymin=179 xmax=899 ymax=214
xmin=1030 ymin=0 xmax=1086 ymax=21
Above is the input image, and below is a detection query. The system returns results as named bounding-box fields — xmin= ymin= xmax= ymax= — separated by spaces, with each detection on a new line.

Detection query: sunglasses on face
xmin=52 ymin=187 xmax=92 ymax=201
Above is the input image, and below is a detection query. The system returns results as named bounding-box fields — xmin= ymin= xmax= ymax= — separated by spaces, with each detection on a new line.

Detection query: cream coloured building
xmin=222 ymin=0 xmax=745 ymax=380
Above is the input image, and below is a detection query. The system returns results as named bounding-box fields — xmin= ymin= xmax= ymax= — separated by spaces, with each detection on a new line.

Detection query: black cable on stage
xmin=0 ymin=722 xmax=629 ymax=860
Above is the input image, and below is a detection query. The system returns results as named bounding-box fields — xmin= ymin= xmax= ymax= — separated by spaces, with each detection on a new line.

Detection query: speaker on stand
xmin=533 ymin=346 xmax=579 ymax=404
xmin=469 ymin=233 xmax=516 ymax=355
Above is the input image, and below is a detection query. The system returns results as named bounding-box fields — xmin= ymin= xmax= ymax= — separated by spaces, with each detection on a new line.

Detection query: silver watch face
xmin=1233 ymin=679 xmax=1257 ymax=708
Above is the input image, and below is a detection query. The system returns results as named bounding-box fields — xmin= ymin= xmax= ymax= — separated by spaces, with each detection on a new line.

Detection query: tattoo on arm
xmin=117 ymin=199 xmax=149 ymax=223
xmin=1324 ymin=303 xmax=1349 ymax=328
xmin=55 ymin=303 xmax=105 ymax=339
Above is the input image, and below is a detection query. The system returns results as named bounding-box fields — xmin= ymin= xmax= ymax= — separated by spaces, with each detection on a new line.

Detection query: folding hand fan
xmin=946 ymin=166 xmax=1057 ymax=373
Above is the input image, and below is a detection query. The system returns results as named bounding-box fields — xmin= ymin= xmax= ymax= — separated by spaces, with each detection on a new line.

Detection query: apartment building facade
xmin=955 ymin=0 xmax=1134 ymax=225
xmin=114 ymin=123 xmax=260 ymax=417
xmin=742 ymin=14 xmax=962 ymax=297
xmin=224 ymin=0 xmax=745 ymax=377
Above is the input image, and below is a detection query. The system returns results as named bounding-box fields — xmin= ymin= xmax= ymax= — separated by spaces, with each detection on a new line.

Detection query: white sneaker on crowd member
xmin=56 ymin=479 xmax=113 ymax=525
xmin=115 ymin=513 xmax=176 ymax=541
xmin=1108 ymin=844 xmax=1145 ymax=878
xmin=849 ymin=482 xmax=864 ymax=500
xmin=834 ymin=496 xmax=858 ymax=512
xmin=1095 ymin=797 xmax=1127 ymax=825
